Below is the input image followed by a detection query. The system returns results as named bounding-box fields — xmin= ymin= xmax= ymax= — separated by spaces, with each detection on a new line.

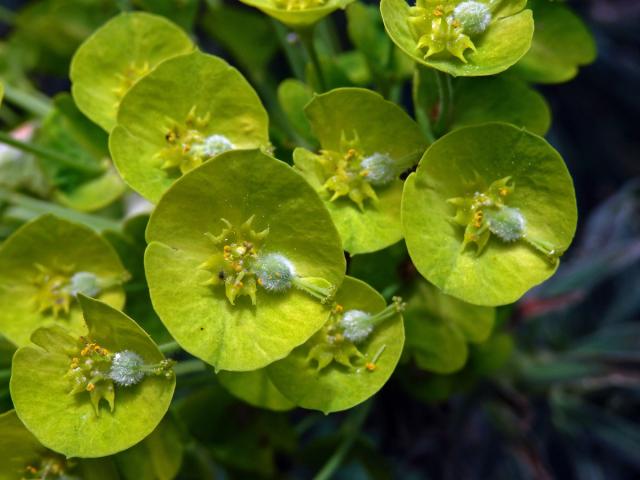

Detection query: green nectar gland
xmin=318 ymin=131 xmax=397 ymax=211
xmin=199 ymin=216 xmax=269 ymax=306
xmin=272 ymin=0 xmax=327 ymax=11
xmin=32 ymin=264 xmax=124 ymax=317
xmin=305 ymin=297 xmax=404 ymax=372
xmin=23 ymin=454 xmax=78 ymax=480
xmin=65 ymin=338 xmax=174 ymax=416
xmin=157 ymin=106 xmax=235 ymax=176
xmin=408 ymin=1 xmax=494 ymax=63
xmin=113 ymin=60 xmax=151 ymax=101
xmin=447 ymin=176 xmax=561 ymax=260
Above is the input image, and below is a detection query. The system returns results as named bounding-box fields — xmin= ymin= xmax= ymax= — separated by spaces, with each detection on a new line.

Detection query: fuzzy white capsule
xmin=340 ymin=310 xmax=374 ymax=344
xmin=253 ymin=253 xmax=295 ymax=292
xmin=486 ymin=206 xmax=525 ymax=242
xmin=452 ymin=1 xmax=492 ymax=36
xmin=192 ymin=134 xmax=235 ymax=158
xmin=109 ymin=350 xmax=145 ymax=387
xmin=68 ymin=271 xmax=101 ymax=297
xmin=360 ymin=153 xmax=396 ymax=187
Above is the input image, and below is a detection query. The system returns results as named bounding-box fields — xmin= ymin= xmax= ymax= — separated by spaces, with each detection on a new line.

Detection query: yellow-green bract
xmin=403 ymin=281 xmax=495 ymax=374
xmin=0 ymin=410 xmax=119 ymax=480
xmin=217 ymin=369 xmax=295 ymax=412
xmin=402 ymin=123 xmax=577 ymax=306
xmin=294 ymin=87 xmax=427 ymax=255
xmin=380 ymin=0 xmax=534 ymax=76
xmin=238 ymin=0 xmax=356 ymax=29
xmin=10 ymin=296 xmax=175 ymax=458
xmin=109 ymin=51 xmax=270 ymax=203
xmin=145 ymin=149 xmax=345 ymax=372
xmin=70 ymin=12 xmax=195 ymax=132
xmin=0 ymin=215 xmax=127 ymax=347
xmin=267 ymin=276 xmax=404 ymax=414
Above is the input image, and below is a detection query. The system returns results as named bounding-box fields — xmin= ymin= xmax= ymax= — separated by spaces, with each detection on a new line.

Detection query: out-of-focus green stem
xmin=433 ymin=70 xmax=454 ymax=137
xmin=0 ymin=187 xmax=121 ymax=232
xmin=272 ymin=20 xmax=307 ymax=82
xmin=159 ymin=340 xmax=181 ymax=355
xmin=298 ymin=27 xmax=326 ymax=92
xmin=2 ymin=84 xmax=52 ymax=117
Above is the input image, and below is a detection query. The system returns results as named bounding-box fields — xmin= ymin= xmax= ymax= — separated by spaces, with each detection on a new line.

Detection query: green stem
xmin=433 ymin=70 xmax=454 ymax=137
xmin=174 ymin=359 xmax=207 ymax=376
xmin=272 ymin=20 xmax=307 ymax=82
xmin=2 ymin=84 xmax=52 ymax=117
xmin=297 ymin=27 xmax=326 ymax=92
xmin=0 ymin=131 xmax=103 ymax=175
xmin=158 ymin=340 xmax=181 ymax=355
xmin=0 ymin=187 xmax=121 ymax=232
xmin=0 ymin=368 xmax=10 ymax=382
xmin=313 ymin=401 xmax=372 ymax=480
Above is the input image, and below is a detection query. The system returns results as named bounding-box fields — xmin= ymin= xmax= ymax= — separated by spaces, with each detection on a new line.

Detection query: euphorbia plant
xmin=0 ymin=0 xmax=597 ymax=477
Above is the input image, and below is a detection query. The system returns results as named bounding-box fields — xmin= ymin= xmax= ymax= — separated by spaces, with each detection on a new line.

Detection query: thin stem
xmin=0 ymin=187 xmax=121 ymax=232
xmin=2 ymin=84 xmax=52 ymax=117
xmin=433 ymin=70 xmax=454 ymax=137
xmin=0 ymin=131 xmax=103 ymax=175
xmin=174 ymin=359 xmax=208 ymax=376
xmin=272 ymin=20 xmax=307 ymax=82
xmin=313 ymin=401 xmax=372 ymax=480
xmin=0 ymin=368 xmax=10 ymax=382
xmin=297 ymin=27 xmax=326 ymax=92
xmin=158 ymin=340 xmax=181 ymax=355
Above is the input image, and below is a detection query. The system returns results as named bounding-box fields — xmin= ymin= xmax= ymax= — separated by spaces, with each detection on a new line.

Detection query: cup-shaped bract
xmin=70 ymin=12 xmax=195 ymax=132
xmin=380 ymin=0 xmax=533 ymax=76
xmin=10 ymin=296 xmax=176 ymax=458
xmin=402 ymin=123 xmax=577 ymax=306
xmin=109 ymin=51 xmax=271 ymax=203
xmin=238 ymin=0 xmax=355 ymax=29
xmin=294 ymin=88 xmax=427 ymax=255
xmin=145 ymin=150 xmax=345 ymax=371
xmin=0 ymin=410 xmax=119 ymax=480
xmin=267 ymin=276 xmax=404 ymax=413
xmin=0 ymin=215 xmax=128 ymax=347
xmin=217 ymin=370 xmax=295 ymax=412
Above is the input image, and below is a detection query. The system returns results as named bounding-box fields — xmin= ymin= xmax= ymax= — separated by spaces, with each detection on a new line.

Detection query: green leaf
xmin=145 ymin=149 xmax=345 ymax=371
xmin=513 ymin=0 xmax=596 ymax=84
xmin=402 ymin=123 xmax=577 ymax=306
xmin=277 ymin=78 xmax=316 ymax=145
xmin=110 ymin=51 xmax=270 ymax=203
xmin=202 ymin=2 xmax=280 ymax=75
xmin=70 ymin=12 xmax=195 ymax=132
xmin=380 ymin=0 xmax=534 ymax=77
xmin=267 ymin=276 xmax=404 ymax=414
xmin=0 ymin=215 xmax=128 ymax=347
xmin=294 ymin=87 xmax=427 ymax=254
xmin=217 ymin=369 xmax=296 ymax=411
xmin=36 ymin=94 xmax=127 ymax=212
xmin=237 ymin=0 xmax=356 ymax=29
xmin=10 ymin=296 xmax=176 ymax=458
xmin=115 ymin=414 xmax=184 ymax=480
xmin=133 ymin=0 xmax=200 ymax=31
xmin=0 ymin=410 xmax=119 ymax=480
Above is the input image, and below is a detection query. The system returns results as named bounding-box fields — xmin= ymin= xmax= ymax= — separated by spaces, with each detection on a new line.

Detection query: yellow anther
xmin=433 ymin=5 xmax=443 ymax=16
xmin=499 ymin=187 xmax=509 ymax=197
xmin=334 ymin=304 xmax=344 ymax=314
xmin=366 ymin=362 xmax=376 ymax=372
xmin=334 ymin=333 xmax=344 ymax=343
xmin=86 ymin=383 xmax=95 ymax=392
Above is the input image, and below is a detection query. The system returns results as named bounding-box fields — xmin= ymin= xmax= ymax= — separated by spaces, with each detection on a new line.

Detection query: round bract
xmin=294 ymin=88 xmax=427 ymax=254
xmin=145 ymin=149 xmax=345 ymax=371
xmin=70 ymin=12 xmax=194 ymax=132
xmin=0 ymin=215 xmax=127 ymax=347
xmin=267 ymin=276 xmax=404 ymax=414
xmin=402 ymin=123 xmax=577 ymax=306
xmin=10 ymin=296 xmax=175 ymax=458
xmin=217 ymin=369 xmax=295 ymax=412
xmin=238 ymin=0 xmax=355 ymax=29
xmin=380 ymin=0 xmax=534 ymax=76
xmin=110 ymin=51 xmax=270 ymax=203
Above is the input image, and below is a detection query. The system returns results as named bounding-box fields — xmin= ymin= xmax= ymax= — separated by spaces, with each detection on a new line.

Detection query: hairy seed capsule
xmin=109 ymin=350 xmax=145 ymax=387
xmin=340 ymin=310 xmax=374 ymax=344
xmin=192 ymin=134 xmax=235 ymax=158
xmin=486 ymin=206 xmax=525 ymax=242
xmin=68 ymin=271 xmax=101 ymax=297
xmin=253 ymin=253 xmax=295 ymax=292
xmin=452 ymin=1 xmax=492 ymax=36
xmin=360 ymin=153 xmax=396 ymax=187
